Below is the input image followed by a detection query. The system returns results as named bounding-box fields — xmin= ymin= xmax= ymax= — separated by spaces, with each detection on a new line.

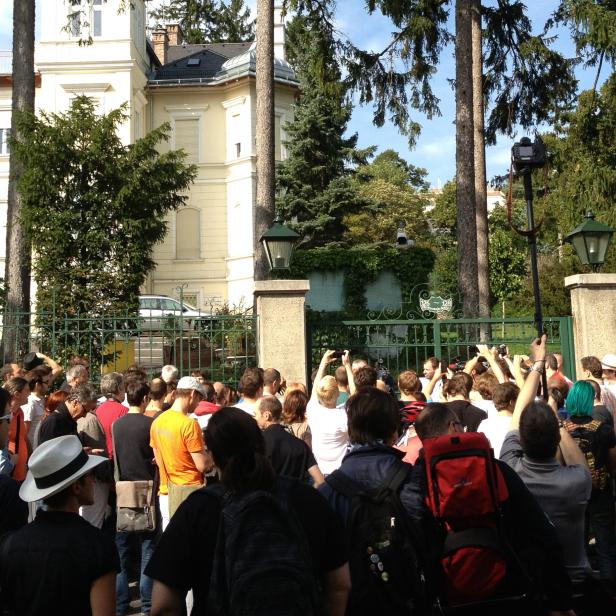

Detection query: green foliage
xmin=150 ymin=0 xmax=254 ymax=44
xmin=427 ymin=180 xmax=456 ymax=246
xmin=275 ymin=246 xmax=435 ymax=316
xmin=275 ymin=13 xmax=371 ymax=246
xmin=12 ymin=96 xmax=197 ymax=320
xmin=344 ymin=150 xmax=429 ymax=244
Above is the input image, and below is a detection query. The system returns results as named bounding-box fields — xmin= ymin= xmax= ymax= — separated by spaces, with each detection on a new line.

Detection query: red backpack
xmin=422 ymin=432 xmax=510 ymax=605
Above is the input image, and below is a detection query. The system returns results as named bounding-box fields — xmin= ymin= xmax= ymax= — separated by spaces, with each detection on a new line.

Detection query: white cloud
xmin=417 ymin=134 xmax=456 ymax=157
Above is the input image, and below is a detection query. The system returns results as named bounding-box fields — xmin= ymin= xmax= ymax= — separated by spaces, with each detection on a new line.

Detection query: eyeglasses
xmin=0 ymin=414 xmax=12 ymax=424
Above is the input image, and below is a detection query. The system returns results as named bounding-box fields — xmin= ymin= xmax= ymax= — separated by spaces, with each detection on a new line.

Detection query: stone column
xmin=565 ymin=273 xmax=616 ymax=373
xmin=254 ymin=280 xmax=310 ymax=385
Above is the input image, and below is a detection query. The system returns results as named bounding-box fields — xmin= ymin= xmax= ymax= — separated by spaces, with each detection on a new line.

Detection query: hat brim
xmin=19 ymin=454 xmax=107 ymax=503
xmin=602 ymin=363 xmax=616 ymax=371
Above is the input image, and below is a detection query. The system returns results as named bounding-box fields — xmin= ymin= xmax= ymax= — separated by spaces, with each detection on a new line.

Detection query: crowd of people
xmin=0 ymin=339 xmax=614 ymax=615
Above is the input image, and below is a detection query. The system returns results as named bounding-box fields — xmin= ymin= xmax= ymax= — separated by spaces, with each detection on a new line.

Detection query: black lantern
xmin=259 ymin=218 xmax=300 ymax=271
xmin=565 ymin=210 xmax=614 ymax=272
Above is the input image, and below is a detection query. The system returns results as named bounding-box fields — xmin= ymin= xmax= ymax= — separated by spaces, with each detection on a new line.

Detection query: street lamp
xmin=259 ymin=217 xmax=300 ymax=271
xmin=565 ymin=210 xmax=614 ymax=272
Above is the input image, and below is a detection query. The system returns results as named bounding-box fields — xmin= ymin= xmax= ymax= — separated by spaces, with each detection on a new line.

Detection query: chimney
xmin=273 ymin=3 xmax=285 ymax=61
xmin=166 ymin=23 xmax=184 ymax=47
xmin=152 ymin=27 xmax=169 ymax=65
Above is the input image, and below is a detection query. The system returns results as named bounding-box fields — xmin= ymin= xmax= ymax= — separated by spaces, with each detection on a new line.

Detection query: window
xmin=0 ymin=129 xmax=9 ymax=155
xmin=92 ymin=0 xmax=102 ymax=37
xmin=176 ymin=208 xmax=200 ymax=260
xmin=70 ymin=11 xmax=81 ymax=37
xmin=275 ymin=114 xmax=281 ymax=160
xmin=235 ymin=142 xmax=241 ymax=158
xmin=161 ymin=299 xmax=180 ymax=311
xmin=174 ymin=118 xmax=199 ymax=163
xmin=134 ymin=110 xmax=142 ymax=140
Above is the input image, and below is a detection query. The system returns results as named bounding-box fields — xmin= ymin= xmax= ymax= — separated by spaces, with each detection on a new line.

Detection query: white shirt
xmin=479 ymin=414 xmax=513 ymax=459
xmin=307 ymin=399 xmax=349 ymax=475
xmin=473 ymin=398 xmax=497 ymax=418
xmin=234 ymin=400 xmax=257 ymax=417
xmin=22 ymin=393 xmax=45 ymax=448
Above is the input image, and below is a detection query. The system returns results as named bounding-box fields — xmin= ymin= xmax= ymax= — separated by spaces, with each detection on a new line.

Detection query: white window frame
xmin=174 ymin=207 xmax=202 ymax=261
xmin=166 ymin=105 xmax=209 ymax=165
xmin=91 ymin=0 xmax=102 ymax=37
xmin=0 ymin=128 xmax=9 ymax=156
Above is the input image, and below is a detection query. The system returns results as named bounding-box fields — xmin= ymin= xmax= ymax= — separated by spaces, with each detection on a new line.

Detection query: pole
xmin=522 ymin=170 xmax=548 ymax=399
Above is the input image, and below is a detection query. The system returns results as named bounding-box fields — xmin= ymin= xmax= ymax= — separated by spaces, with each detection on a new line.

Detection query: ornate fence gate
xmin=307 ymin=315 xmax=576 ymax=381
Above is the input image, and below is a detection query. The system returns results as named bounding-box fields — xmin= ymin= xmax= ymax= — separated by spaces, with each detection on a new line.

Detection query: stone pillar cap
xmin=565 ymin=273 xmax=616 ymax=289
xmin=253 ymin=279 xmax=310 ymax=296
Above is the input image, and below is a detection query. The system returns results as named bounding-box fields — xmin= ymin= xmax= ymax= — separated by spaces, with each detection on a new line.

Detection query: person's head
xmin=581 ymin=356 xmax=603 ymax=379
xmin=351 ymin=358 xmax=368 ymax=372
xmin=100 ymin=372 xmax=124 ymax=400
xmin=519 ymin=401 xmax=560 ymax=460
xmin=66 ymin=384 xmax=97 ymax=419
xmin=547 ymin=377 xmax=569 ymax=410
xmin=148 ymin=378 xmax=167 ymax=403
xmin=474 ymin=373 xmax=498 ymax=401
xmin=347 ymin=388 xmax=399 ymax=445
xmin=66 ymin=364 xmax=88 ymax=388
xmin=173 ymin=376 xmax=206 ymax=413
xmin=20 ymin=435 xmax=106 ymax=509
xmin=255 ymin=396 xmax=283 ymax=429
xmin=492 ymin=382 xmax=519 ymax=413
xmin=354 ymin=366 xmax=378 ymax=390
xmin=68 ymin=355 xmax=89 ymax=370
xmin=282 ymin=389 xmax=308 ymax=425
xmin=263 ymin=368 xmax=281 ymax=394
xmin=545 ymin=354 xmax=558 ymax=372
xmin=126 ymin=380 xmax=150 ymax=408
xmin=398 ymin=370 xmax=421 ymax=397
xmin=27 ymin=373 xmax=48 ymax=397
xmin=601 ymin=353 xmax=616 ymax=381
xmin=161 ymin=364 xmax=179 ymax=385
xmin=445 ymin=372 xmax=473 ymax=400
xmin=565 ymin=381 xmax=594 ymax=417
xmin=216 ymin=384 xmax=232 ymax=407
xmin=0 ymin=388 xmax=11 ymax=449
xmin=4 ymin=377 xmax=30 ymax=408
xmin=335 ymin=366 xmax=348 ymax=391
xmin=423 ymin=357 xmax=439 ymax=379
xmin=284 ymin=382 xmax=308 ymax=397
xmin=45 ymin=390 xmax=69 ymax=417
xmin=124 ymin=364 xmax=147 ymax=383
xmin=204 ymin=407 xmax=274 ymax=493
xmin=198 ymin=381 xmax=216 ymax=404
xmin=239 ymin=367 xmax=264 ymax=400
xmin=415 ymin=403 xmax=462 ymax=440
xmin=315 ymin=375 xmax=339 ymax=408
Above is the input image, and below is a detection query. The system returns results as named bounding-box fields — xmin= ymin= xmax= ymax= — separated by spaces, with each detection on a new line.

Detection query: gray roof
xmin=167 ymin=42 xmax=251 ymax=64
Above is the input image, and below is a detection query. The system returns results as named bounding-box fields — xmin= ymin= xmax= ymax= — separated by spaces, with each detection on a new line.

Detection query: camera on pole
xmin=511 ymin=136 xmax=546 ymax=175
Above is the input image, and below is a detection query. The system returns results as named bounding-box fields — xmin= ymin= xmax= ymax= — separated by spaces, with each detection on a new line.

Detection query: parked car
xmin=138 ymin=295 xmax=212 ymax=331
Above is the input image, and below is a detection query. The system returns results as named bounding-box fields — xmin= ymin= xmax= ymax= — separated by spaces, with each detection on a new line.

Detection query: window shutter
xmin=175 ymin=118 xmax=199 ymax=163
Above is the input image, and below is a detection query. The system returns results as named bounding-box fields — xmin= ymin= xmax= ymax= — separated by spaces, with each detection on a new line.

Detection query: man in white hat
xmin=602 ymin=353 xmax=616 ymax=398
xmin=0 ymin=435 xmax=119 ymax=616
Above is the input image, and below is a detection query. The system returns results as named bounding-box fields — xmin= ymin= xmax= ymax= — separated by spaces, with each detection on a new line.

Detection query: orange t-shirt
xmin=150 ymin=409 xmax=204 ymax=493
xmin=8 ymin=409 xmax=28 ymax=481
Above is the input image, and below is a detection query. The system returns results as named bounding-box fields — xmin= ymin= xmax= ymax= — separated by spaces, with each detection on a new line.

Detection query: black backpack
xmin=325 ymin=461 xmax=428 ymax=616
xmin=207 ymin=479 xmax=322 ymax=616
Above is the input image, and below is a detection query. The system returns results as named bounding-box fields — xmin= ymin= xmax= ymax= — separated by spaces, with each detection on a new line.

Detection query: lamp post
xmin=565 ymin=211 xmax=614 ymax=272
xmin=259 ymin=218 xmax=300 ymax=273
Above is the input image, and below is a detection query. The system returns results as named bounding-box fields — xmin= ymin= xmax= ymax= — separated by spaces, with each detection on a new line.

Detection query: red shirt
xmin=8 ymin=409 xmax=27 ymax=481
xmin=96 ymin=399 xmax=128 ymax=458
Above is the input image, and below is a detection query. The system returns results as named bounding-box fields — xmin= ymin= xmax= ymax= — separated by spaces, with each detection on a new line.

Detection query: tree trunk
xmin=3 ymin=0 xmax=35 ymax=361
xmin=472 ymin=0 xmax=490 ymax=319
xmin=455 ymin=0 xmax=479 ymax=317
xmin=254 ymin=0 xmax=275 ymax=282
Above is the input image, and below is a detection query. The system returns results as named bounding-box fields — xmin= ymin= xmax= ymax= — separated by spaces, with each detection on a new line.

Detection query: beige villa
xmin=0 ymin=0 xmax=297 ymax=309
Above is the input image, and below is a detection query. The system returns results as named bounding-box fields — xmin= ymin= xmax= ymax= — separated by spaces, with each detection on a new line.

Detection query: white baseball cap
xmin=176 ymin=376 xmax=207 ymax=398
xmin=601 ymin=354 xmax=616 ymax=371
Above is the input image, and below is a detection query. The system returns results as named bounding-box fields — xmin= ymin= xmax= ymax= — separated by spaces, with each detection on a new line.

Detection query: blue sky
xmin=0 ymin=1 xmax=605 ymax=187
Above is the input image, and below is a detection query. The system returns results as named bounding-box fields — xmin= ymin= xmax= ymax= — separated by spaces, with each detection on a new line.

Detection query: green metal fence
xmin=0 ymin=309 xmax=258 ymax=386
xmin=307 ymin=316 xmax=576 ymax=381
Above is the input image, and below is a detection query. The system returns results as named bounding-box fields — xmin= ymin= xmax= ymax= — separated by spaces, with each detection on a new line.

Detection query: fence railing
xmin=308 ymin=316 xmax=576 ymax=381
xmin=0 ymin=308 xmax=258 ymax=386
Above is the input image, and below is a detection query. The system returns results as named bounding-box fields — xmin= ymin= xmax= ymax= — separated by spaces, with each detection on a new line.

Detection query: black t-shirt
xmin=263 ymin=424 xmax=317 ymax=481
xmin=0 ymin=510 xmax=119 ymax=616
xmin=0 ymin=476 xmax=27 ymax=538
xmin=592 ymin=404 xmax=613 ymax=428
xmin=146 ymin=479 xmax=348 ymax=613
xmin=112 ymin=413 xmax=155 ymax=481
xmin=38 ymin=404 xmax=78 ymax=444
xmin=565 ymin=415 xmax=616 ymax=473
xmin=446 ymin=400 xmax=488 ymax=432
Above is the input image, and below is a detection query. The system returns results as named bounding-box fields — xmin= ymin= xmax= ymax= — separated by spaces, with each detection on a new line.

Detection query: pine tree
xmin=275 ymin=15 xmax=371 ymax=246
xmin=151 ymin=0 xmax=254 ymax=44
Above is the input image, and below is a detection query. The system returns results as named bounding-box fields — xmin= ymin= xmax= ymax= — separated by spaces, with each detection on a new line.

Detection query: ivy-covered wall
xmin=275 ymin=246 xmax=435 ymax=317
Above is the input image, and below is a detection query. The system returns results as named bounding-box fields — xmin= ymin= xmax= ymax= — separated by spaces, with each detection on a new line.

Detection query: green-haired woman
xmin=563 ymin=380 xmax=616 ymax=595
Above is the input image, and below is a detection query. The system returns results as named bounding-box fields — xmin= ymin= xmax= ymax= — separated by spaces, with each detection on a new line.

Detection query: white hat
xmin=20 ymin=435 xmax=107 ymax=503
xmin=601 ymin=354 xmax=616 ymax=371
xmin=176 ymin=376 xmax=207 ymax=398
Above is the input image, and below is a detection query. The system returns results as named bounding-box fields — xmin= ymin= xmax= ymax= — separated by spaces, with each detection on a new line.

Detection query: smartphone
xmin=331 ymin=350 xmax=345 ymax=359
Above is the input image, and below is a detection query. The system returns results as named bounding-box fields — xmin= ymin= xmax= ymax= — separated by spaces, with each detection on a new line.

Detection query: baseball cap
xmin=176 ymin=376 xmax=207 ymax=398
xmin=601 ymin=354 xmax=616 ymax=371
